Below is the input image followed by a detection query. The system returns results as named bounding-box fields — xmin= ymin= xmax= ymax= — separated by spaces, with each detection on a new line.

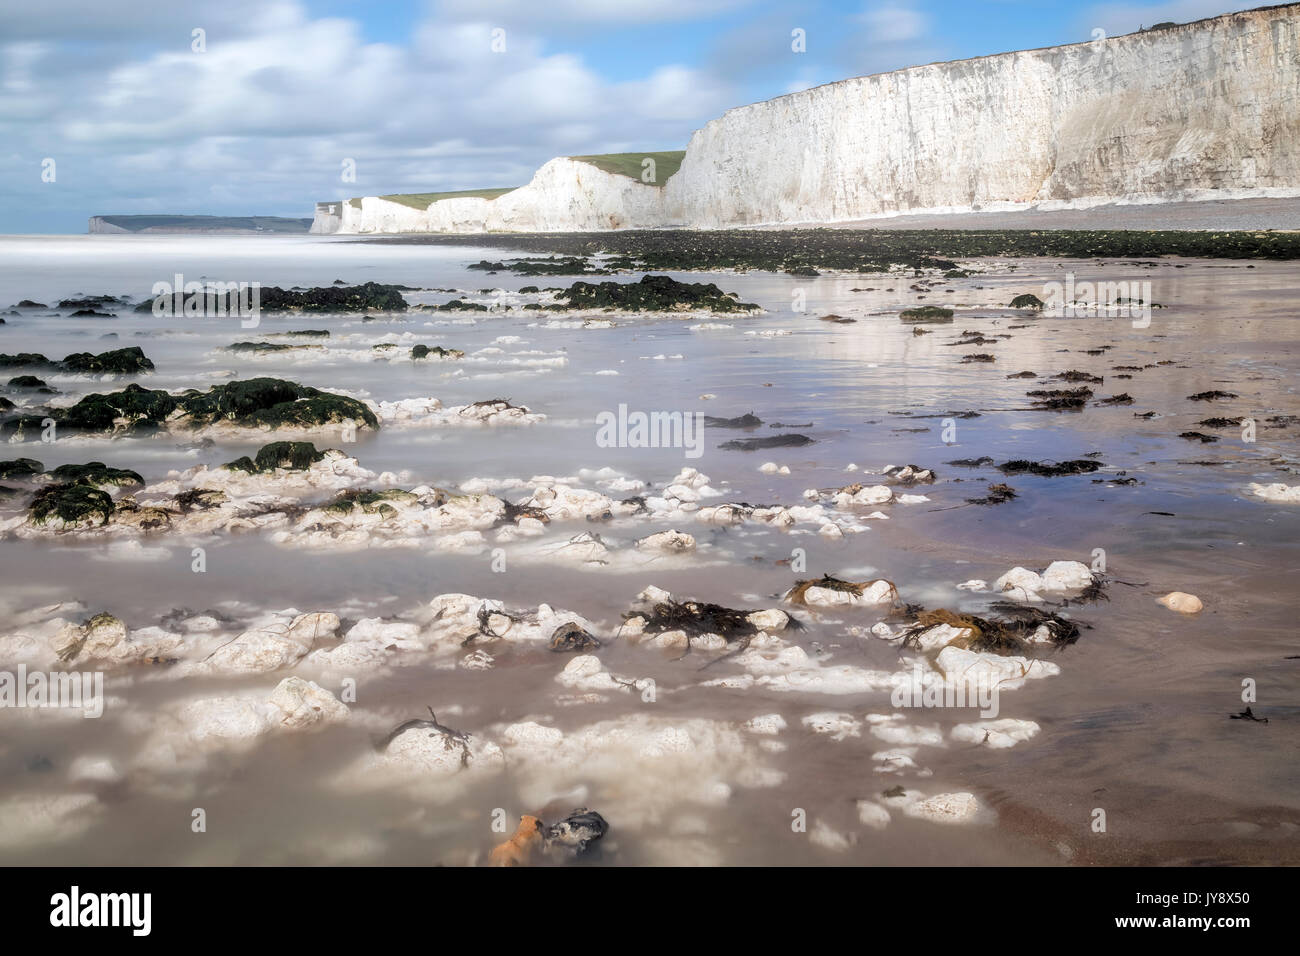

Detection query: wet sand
xmin=0 ymin=235 xmax=1297 ymax=865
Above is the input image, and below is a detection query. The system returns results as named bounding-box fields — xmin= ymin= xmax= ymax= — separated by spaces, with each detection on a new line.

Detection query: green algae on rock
xmin=411 ymin=345 xmax=465 ymax=360
xmin=0 ymin=347 xmax=154 ymax=375
xmin=224 ymin=441 xmax=328 ymax=474
xmin=29 ymin=483 xmax=116 ymax=529
xmin=555 ymin=275 xmax=759 ymax=313
xmin=0 ymin=458 xmax=43 ymax=480
xmin=899 ymin=306 xmax=954 ymax=324
xmin=46 ymin=462 xmax=144 ymax=488
xmin=0 ymin=378 xmax=378 ymax=439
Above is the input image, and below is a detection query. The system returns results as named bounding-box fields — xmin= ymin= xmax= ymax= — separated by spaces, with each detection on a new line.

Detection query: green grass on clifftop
xmin=567 ymin=151 xmax=685 ymax=185
xmin=376 ymin=188 xmax=519 ymax=210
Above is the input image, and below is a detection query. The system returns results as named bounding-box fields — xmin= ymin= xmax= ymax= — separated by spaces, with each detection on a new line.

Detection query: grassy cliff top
xmin=375 ymin=187 xmax=519 ymax=210
xmin=567 ymin=151 xmax=685 ymax=184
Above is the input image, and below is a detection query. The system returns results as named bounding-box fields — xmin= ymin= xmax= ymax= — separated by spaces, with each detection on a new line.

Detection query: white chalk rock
xmin=1040 ymin=560 xmax=1093 ymax=592
xmin=1250 ymin=482 xmax=1300 ymax=503
xmin=1157 ymin=591 xmax=1203 ymax=614
xmin=903 ymin=792 xmax=985 ymax=825
xmin=993 ymin=566 xmax=1044 ymax=598
xmin=951 ymin=718 xmax=1040 ymax=749
xmin=268 ymin=677 xmax=349 ymax=731
xmin=801 ymin=712 xmax=862 ymax=741
xmin=856 ymin=800 xmax=892 ymax=830
xmin=635 ymin=529 xmax=696 ymax=554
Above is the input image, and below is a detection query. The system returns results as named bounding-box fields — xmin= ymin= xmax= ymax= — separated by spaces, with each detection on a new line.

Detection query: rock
xmin=549 ymin=622 xmax=601 ymax=652
xmin=634 ymin=529 xmax=696 ymax=554
xmin=1040 ymin=560 xmax=1093 ymax=592
xmin=267 ymin=677 xmax=349 ymax=730
xmin=801 ymin=712 xmax=862 ymax=741
xmin=544 ymin=808 xmax=609 ymax=858
xmin=1249 ymin=482 xmax=1300 ymax=503
xmin=903 ymin=792 xmax=985 ymax=824
xmin=856 ymin=800 xmax=892 ymax=830
xmin=489 ymin=815 xmax=545 ymax=866
xmin=1157 ymin=591 xmax=1203 ymax=614
xmin=951 ymin=718 xmax=1040 ymax=749
xmin=993 ymin=566 xmax=1045 ymax=599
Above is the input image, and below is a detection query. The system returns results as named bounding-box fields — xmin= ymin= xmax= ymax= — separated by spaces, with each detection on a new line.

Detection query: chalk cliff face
xmin=664 ymin=4 xmax=1300 ymax=226
xmin=312 ymin=5 xmax=1300 ymax=235
xmin=313 ymin=158 xmax=670 ymax=234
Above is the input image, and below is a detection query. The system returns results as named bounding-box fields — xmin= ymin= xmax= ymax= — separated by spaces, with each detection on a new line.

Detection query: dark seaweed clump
xmin=1026 ymin=387 xmax=1093 ymax=409
xmin=900 ymin=604 xmax=1084 ymax=654
xmin=46 ymin=461 xmax=144 ymax=488
xmin=555 ymin=275 xmax=758 ymax=313
xmin=0 ymin=458 xmax=44 ymax=480
xmin=411 ymin=344 xmax=464 ymax=360
xmin=1187 ymin=390 xmax=1238 ymax=401
xmin=29 ymin=483 xmax=115 ymax=528
xmin=899 ymin=306 xmax=954 ymax=324
xmin=630 ymin=599 xmax=779 ymax=641
xmin=136 ymin=282 xmax=408 ymax=314
xmin=704 ymin=412 xmax=762 ymax=428
xmin=1008 ymin=293 xmax=1044 ymax=309
xmin=0 ymin=378 xmax=378 ymax=440
xmin=719 ymin=434 xmax=814 ymax=451
xmin=0 ymin=347 xmax=153 ymax=375
xmin=224 ymin=441 xmax=327 ymax=474
xmin=997 ymin=459 xmax=1103 ymax=477
xmin=965 ymin=483 xmax=1017 ymax=505
xmin=364 ymin=228 xmax=1300 ymax=273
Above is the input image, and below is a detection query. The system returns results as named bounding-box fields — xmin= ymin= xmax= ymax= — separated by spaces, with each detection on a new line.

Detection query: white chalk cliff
xmin=311 ymin=5 xmax=1300 ymax=234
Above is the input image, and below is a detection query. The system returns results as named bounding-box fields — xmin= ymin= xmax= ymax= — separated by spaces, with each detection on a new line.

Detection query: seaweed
xmin=630 ymin=598 xmax=785 ymax=641
xmin=899 ymin=306 xmax=954 ymax=324
xmin=785 ymin=575 xmax=898 ymax=606
xmin=997 ymin=459 xmax=1103 ymax=477
xmin=1008 ymin=293 xmax=1044 ymax=309
xmin=965 ymin=482 xmax=1017 ymax=505
xmin=29 ymin=483 xmax=115 ymax=528
xmin=1053 ymin=370 xmax=1104 ymax=384
xmin=555 ymin=274 xmax=759 ymax=313
xmin=46 ymin=461 xmax=144 ymax=488
xmin=1178 ymin=431 xmax=1219 ymax=443
xmin=60 ymin=347 xmax=155 ymax=374
xmin=0 ymin=458 xmax=43 ymax=480
xmin=1026 ymin=386 xmax=1093 ymax=409
xmin=323 ymin=488 xmax=415 ymax=517
xmin=900 ymin=604 xmax=1082 ymax=654
xmin=719 ymin=434 xmax=814 ymax=451
xmin=224 ymin=440 xmax=326 ymax=473
xmin=704 ymin=412 xmax=763 ymax=428
xmin=1187 ymin=390 xmax=1238 ymax=401
xmin=411 ymin=344 xmax=464 ymax=360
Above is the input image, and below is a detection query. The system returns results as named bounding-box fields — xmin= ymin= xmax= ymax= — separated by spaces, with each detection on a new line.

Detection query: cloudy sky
xmin=2 ymin=0 xmax=1240 ymax=232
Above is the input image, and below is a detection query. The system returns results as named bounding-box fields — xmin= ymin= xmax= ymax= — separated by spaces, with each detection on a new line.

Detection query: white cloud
xmin=1082 ymin=1 xmax=1236 ymax=38
xmin=0 ymin=0 xmax=737 ymax=230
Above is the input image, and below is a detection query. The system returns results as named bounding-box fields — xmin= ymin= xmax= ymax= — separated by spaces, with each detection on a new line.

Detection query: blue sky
xmin=0 ymin=0 xmax=1242 ymax=232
